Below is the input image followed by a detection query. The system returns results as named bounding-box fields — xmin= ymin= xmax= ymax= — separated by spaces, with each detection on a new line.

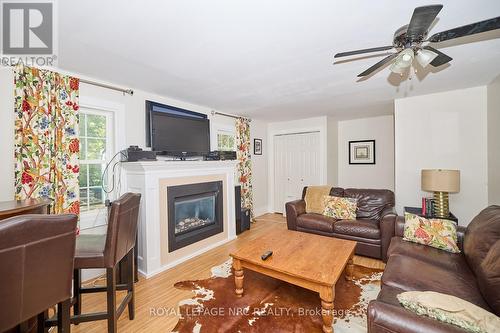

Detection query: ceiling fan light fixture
xmin=389 ymin=61 xmax=409 ymax=74
xmin=390 ymin=48 xmax=414 ymax=74
xmin=416 ymin=49 xmax=439 ymax=67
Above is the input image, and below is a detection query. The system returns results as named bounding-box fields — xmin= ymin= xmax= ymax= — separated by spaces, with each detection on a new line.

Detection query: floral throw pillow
xmin=403 ymin=212 xmax=460 ymax=253
xmin=322 ymin=196 xmax=357 ymax=219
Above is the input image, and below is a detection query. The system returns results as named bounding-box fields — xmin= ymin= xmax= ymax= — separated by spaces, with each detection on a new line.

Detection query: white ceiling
xmin=58 ymin=0 xmax=500 ymax=121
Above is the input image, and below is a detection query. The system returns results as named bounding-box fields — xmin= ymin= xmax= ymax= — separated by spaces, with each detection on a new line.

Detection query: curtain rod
xmin=79 ymin=78 xmax=134 ymax=95
xmin=211 ymin=110 xmax=251 ymax=122
xmin=7 ymin=64 xmax=134 ymax=95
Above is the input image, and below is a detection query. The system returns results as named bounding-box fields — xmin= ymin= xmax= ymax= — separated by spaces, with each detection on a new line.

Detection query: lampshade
xmin=389 ymin=61 xmax=409 ymax=74
xmin=415 ymin=49 xmax=438 ymax=67
xmin=421 ymin=169 xmax=460 ymax=193
xmin=390 ymin=48 xmax=414 ymax=74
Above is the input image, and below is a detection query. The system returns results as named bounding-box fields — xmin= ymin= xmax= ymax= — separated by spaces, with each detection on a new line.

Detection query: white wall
xmin=487 ymin=75 xmax=500 ymax=205
xmin=327 ymin=117 xmax=338 ymax=186
xmin=395 ymin=87 xmax=488 ymax=225
xmin=0 ymin=68 xmax=15 ymax=202
xmin=337 ymin=115 xmax=394 ymax=190
xmin=250 ymin=119 xmax=268 ymax=216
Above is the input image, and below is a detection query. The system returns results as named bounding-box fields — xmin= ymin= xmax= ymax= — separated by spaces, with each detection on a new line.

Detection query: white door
xmin=274 ymin=132 xmax=321 ymax=213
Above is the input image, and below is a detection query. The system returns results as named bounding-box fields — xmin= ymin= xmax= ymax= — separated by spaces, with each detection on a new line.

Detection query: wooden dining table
xmin=0 ymin=198 xmax=52 ymax=221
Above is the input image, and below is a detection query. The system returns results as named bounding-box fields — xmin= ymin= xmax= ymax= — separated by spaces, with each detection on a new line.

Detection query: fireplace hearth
xmin=167 ymin=181 xmax=223 ymax=252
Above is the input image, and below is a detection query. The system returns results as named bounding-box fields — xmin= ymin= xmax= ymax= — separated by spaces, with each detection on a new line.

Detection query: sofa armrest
xmin=285 ymin=200 xmax=305 ymax=230
xmin=395 ymin=216 xmax=405 ymax=237
xmin=457 ymin=225 xmax=466 ymax=252
xmin=379 ymin=207 xmax=397 ymax=262
xmin=368 ymin=300 xmax=466 ymax=333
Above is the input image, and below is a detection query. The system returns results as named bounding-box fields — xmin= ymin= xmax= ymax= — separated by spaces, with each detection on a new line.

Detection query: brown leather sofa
xmin=368 ymin=205 xmax=500 ymax=333
xmin=285 ymin=187 xmax=397 ymax=261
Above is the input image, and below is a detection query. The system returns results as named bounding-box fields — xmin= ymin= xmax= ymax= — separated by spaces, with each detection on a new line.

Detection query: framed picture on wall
xmin=254 ymin=138 xmax=262 ymax=155
xmin=349 ymin=140 xmax=375 ymax=164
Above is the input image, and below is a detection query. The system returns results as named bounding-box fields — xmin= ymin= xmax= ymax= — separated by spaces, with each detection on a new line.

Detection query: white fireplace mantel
xmin=121 ymin=160 xmax=237 ymax=278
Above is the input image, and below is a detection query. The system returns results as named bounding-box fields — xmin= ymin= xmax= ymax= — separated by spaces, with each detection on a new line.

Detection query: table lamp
xmin=421 ymin=169 xmax=460 ymax=218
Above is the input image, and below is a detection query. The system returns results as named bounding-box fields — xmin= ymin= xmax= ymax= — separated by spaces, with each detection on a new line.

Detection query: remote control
xmin=261 ymin=250 xmax=273 ymax=260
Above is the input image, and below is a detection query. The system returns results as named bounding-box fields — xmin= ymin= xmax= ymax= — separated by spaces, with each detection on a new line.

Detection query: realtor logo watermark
xmin=1 ymin=0 xmax=57 ymax=66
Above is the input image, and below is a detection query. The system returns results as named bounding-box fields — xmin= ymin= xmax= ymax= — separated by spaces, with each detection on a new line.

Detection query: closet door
xmin=273 ymin=132 xmax=321 ymax=213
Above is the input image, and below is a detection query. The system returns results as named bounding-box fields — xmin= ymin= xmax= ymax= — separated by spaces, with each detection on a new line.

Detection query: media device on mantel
xmin=205 ymin=150 xmax=237 ymax=161
xmin=122 ymin=146 xmax=157 ymax=162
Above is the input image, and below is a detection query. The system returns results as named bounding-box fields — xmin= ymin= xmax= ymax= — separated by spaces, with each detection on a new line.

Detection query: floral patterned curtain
xmin=236 ymin=117 xmax=254 ymax=218
xmin=14 ymin=65 xmax=80 ymax=215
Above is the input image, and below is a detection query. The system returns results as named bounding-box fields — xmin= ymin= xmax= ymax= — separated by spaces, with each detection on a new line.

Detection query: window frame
xmin=217 ymin=129 xmax=237 ymax=151
xmin=211 ymin=122 xmax=236 ymax=152
xmin=77 ymin=97 xmax=125 ymax=231
xmin=79 ymin=107 xmax=114 ymax=214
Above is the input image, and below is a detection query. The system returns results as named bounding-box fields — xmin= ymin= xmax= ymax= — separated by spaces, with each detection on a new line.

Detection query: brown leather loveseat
xmin=368 ymin=205 xmax=500 ymax=333
xmin=285 ymin=187 xmax=397 ymax=261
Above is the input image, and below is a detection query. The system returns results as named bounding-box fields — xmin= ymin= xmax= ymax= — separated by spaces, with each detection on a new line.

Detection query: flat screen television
xmin=146 ymin=101 xmax=210 ymax=156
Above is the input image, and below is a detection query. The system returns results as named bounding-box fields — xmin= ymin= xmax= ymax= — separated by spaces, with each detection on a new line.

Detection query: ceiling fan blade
xmin=334 ymin=46 xmax=394 ymax=58
xmin=423 ymin=46 xmax=452 ymax=66
xmin=428 ymin=16 xmax=500 ymax=43
xmin=407 ymin=5 xmax=443 ymax=41
xmin=357 ymin=52 xmax=399 ymax=77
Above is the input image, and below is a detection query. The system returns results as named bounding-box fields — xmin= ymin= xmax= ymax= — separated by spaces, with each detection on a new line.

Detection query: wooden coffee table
xmin=230 ymin=229 xmax=356 ymax=333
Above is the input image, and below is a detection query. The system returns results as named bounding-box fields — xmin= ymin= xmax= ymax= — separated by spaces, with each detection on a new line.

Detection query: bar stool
xmin=72 ymin=192 xmax=141 ymax=333
xmin=0 ymin=214 xmax=78 ymax=333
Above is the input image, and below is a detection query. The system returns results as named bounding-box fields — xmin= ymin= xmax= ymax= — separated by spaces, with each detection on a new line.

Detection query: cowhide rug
xmin=171 ymin=259 xmax=382 ymax=333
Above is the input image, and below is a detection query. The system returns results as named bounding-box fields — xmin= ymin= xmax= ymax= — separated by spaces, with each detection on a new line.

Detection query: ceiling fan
xmin=334 ymin=5 xmax=500 ymax=78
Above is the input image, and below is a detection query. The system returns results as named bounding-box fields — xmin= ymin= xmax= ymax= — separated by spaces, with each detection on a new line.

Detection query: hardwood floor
xmin=70 ymin=213 xmax=384 ymax=333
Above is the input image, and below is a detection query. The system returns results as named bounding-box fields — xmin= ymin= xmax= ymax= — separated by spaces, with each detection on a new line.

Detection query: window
xmin=78 ymin=108 xmax=114 ymax=212
xmin=217 ymin=130 xmax=236 ymax=151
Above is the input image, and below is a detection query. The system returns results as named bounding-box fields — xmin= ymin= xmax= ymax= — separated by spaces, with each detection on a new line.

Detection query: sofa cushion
xmin=403 ymin=213 xmax=460 ymax=253
xmin=388 ymin=237 xmax=468 ymax=272
xmin=343 ymin=188 xmax=394 ymax=220
xmin=463 ymin=205 xmax=500 ymax=316
xmin=333 ymin=219 xmax=380 ymax=239
xmin=297 ymin=213 xmax=335 ymax=233
xmin=382 ymin=255 xmax=491 ymax=311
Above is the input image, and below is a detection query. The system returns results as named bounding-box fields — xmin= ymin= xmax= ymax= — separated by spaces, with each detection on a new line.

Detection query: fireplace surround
xmin=121 ymin=160 xmax=237 ymax=278
xmin=167 ymin=181 xmax=223 ymax=252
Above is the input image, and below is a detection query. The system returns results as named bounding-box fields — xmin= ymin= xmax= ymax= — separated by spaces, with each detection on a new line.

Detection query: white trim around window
xmin=78 ymin=96 xmax=125 ymax=231
xmin=211 ymin=122 xmax=236 ymax=151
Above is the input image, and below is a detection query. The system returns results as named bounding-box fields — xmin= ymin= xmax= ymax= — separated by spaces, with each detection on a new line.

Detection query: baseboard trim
xmin=253 ymin=205 xmax=269 ymax=218
xmin=138 ymin=235 xmax=237 ymax=279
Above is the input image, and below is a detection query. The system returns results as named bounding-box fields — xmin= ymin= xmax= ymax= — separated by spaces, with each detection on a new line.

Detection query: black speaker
xmin=235 ymin=185 xmax=250 ymax=235
xmin=240 ymin=208 xmax=251 ymax=233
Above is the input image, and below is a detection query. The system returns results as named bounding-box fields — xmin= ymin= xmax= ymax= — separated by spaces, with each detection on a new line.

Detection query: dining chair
xmin=71 ymin=192 xmax=141 ymax=333
xmin=0 ymin=214 xmax=78 ymax=333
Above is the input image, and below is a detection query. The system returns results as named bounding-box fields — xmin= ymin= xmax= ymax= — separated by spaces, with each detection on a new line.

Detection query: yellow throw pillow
xmin=322 ymin=196 xmax=357 ymax=219
xmin=398 ymin=291 xmax=500 ymax=333
xmin=304 ymin=186 xmax=331 ymax=214
xmin=403 ymin=212 xmax=460 ymax=253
